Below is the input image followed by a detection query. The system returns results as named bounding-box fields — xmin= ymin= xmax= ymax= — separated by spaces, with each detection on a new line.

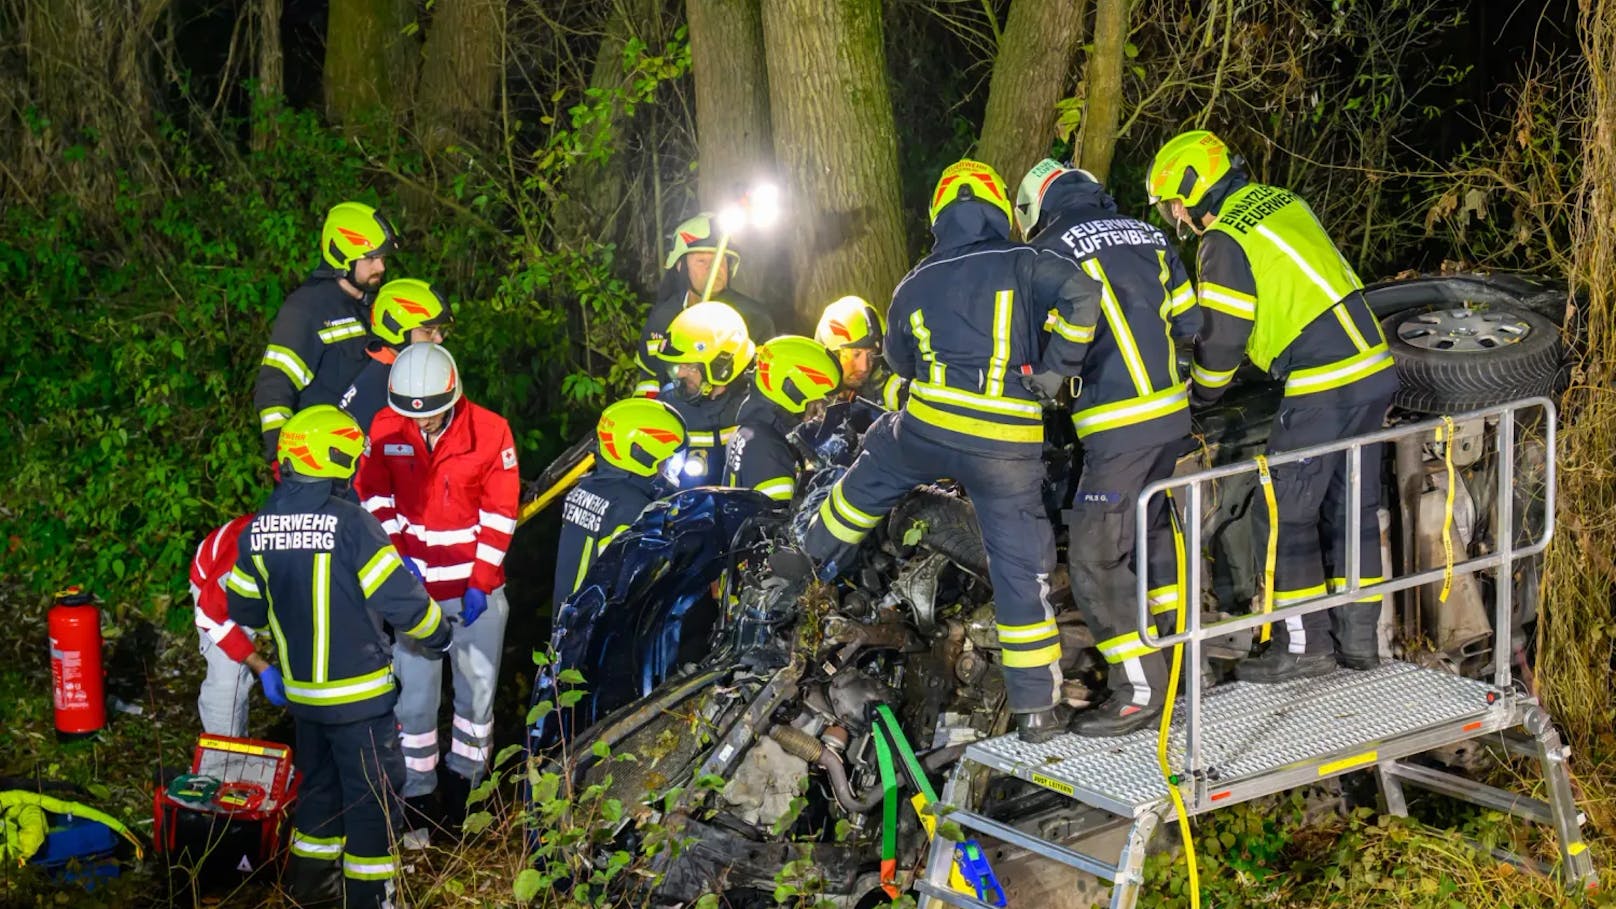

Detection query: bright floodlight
xmin=718 ymin=204 xmax=748 ymax=235
xmin=748 ymin=183 xmax=781 ymax=229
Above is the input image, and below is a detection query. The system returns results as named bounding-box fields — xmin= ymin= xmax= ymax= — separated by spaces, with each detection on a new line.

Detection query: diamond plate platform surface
xmin=967 ymin=661 xmax=1505 ymax=815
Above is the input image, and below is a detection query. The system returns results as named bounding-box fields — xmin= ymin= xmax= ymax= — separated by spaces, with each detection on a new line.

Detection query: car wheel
xmin=1381 ymin=302 xmax=1563 ymax=415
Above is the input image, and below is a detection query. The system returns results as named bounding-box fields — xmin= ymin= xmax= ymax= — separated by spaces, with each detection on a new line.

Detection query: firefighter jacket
xmin=254 ymin=268 xmax=373 ymax=460
xmin=663 ymin=378 xmax=747 ymax=485
xmin=885 ymin=201 xmax=1103 ymax=457
xmin=337 ymin=346 xmax=398 ymax=438
xmin=553 ymin=463 xmax=658 ymax=608
xmin=190 ymin=513 xmax=256 ymax=663
xmin=1192 ymin=179 xmax=1395 ymax=406
xmin=225 ymin=480 xmax=449 ymax=723
xmin=1029 ymin=175 xmax=1201 ymax=454
xmin=357 ymin=399 xmax=522 ymax=603
xmin=723 ymin=393 xmax=802 ymax=502
xmin=634 ymin=276 xmax=778 ymax=397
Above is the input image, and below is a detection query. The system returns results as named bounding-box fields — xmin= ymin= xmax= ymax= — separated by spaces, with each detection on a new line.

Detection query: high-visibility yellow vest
xmin=1206 ymin=183 xmax=1363 ymax=370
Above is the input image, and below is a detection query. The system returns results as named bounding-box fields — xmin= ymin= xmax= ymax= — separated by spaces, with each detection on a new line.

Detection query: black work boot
xmin=1234 ymin=649 xmax=1337 ymax=684
xmin=399 ymin=793 xmax=438 ymax=851
xmin=1070 ymin=696 xmax=1163 ymax=738
xmin=1014 ymin=706 xmax=1071 ymax=744
xmin=285 ymin=856 xmax=344 ymax=908
xmin=1336 ymin=651 xmax=1381 ymax=671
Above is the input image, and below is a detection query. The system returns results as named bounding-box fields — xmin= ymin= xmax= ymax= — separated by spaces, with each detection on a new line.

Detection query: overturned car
xmin=528 ymin=272 xmax=1567 ymax=904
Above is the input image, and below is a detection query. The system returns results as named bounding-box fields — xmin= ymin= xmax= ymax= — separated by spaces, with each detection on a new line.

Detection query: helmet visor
xmin=657 ymin=441 xmax=692 ymax=486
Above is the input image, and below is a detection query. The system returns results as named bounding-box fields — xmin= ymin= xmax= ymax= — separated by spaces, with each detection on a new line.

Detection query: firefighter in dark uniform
xmin=255 ymin=202 xmax=400 ymax=464
xmin=339 ymin=278 xmax=454 ymax=435
xmin=553 ymin=398 xmax=689 ymax=607
xmin=225 ymin=405 xmax=450 ymax=908
xmin=801 ymin=159 xmax=1105 ymax=743
xmin=814 ymin=295 xmax=909 ymax=410
xmin=634 ymin=213 xmax=778 ymax=397
xmin=1015 ymin=159 xmax=1201 ymax=736
xmin=1148 ymin=130 xmax=1397 ymax=682
xmin=723 ymin=335 xmax=843 ymax=502
xmin=650 ymin=301 xmax=756 ymax=487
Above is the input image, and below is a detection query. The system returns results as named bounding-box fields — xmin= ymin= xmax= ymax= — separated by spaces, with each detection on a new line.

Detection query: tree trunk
xmin=688 ymin=0 xmax=779 ymax=303
xmin=322 ymin=0 xmax=413 ymax=135
xmin=761 ymin=0 xmax=908 ymax=330
xmin=976 ymin=0 xmax=1088 ymax=194
xmin=252 ymin=0 xmax=283 ymax=151
xmin=552 ymin=0 xmax=666 ymax=254
xmin=416 ymin=0 xmax=504 ymax=160
xmin=1075 ymin=0 xmax=1126 ymax=184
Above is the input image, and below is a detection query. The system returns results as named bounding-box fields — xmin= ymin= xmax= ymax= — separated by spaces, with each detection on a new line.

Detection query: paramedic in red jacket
xmin=190 ymin=513 xmax=287 ymax=736
xmin=356 ymin=343 xmax=520 ymax=842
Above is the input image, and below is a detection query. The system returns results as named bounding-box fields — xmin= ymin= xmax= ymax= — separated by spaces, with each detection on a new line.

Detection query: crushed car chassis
xmin=917 ymin=397 xmax=1599 ymax=909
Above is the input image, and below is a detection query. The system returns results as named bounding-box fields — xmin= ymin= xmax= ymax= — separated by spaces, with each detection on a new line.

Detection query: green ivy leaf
xmin=513 ymin=868 xmax=543 ymax=902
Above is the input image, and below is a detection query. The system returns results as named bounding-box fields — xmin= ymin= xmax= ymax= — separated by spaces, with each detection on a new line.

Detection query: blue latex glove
xmin=461 ymin=587 xmax=489 ymax=626
xmin=258 ymin=666 xmax=288 ymax=707
xmin=404 ymin=558 xmax=426 ymax=583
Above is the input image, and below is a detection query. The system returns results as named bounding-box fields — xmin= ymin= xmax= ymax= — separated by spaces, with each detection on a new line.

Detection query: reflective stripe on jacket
xmin=886 ymin=201 xmax=1102 ymax=457
xmin=356 ymin=399 xmax=522 ymax=602
xmin=1193 ymin=180 xmax=1394 ymax=404
xmin=225 ymin=481 xmax=447 ymax=723
xmin=1029 ymin=176 xmax=1199 ymax=452
xmin=253 ymin=270 xmax=372 ymax=459
xmin=552 ymin=466 xmax=655 ymax=608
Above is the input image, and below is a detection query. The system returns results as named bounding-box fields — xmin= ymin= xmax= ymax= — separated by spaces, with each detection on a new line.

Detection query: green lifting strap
xmin=872 ymin=722 xmax=901 ymax=899
xmin=875 ymin=704 xmax=937 ymax=800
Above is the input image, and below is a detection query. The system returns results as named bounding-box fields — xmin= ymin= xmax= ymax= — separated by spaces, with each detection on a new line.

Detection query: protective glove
xmin=404 ymin=558 xmax=426 ymax=584
xmin=1020 ymin=370 xmax=1067 ymax=404
xmin=257 ymin=666 xmax=288 ymax=707
xmin=460 ymin=587 xmax=489 ymax=626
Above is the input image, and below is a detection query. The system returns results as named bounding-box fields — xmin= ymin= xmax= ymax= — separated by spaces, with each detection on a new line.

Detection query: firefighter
xmin=553 ymin=398 xmax=689 ymax=608
xmin=225 ymin=405 xmax=450 ymax=908
xmin=340 ymin=278 xmax=454 ymax=434
xmin=813 ymin=295 xmax=908 ymax=410
xmin=1014 ymin=159 xmax=1200 ymax=736
xmin=650 ymin=300 xmax=756 ymax=487
xmin=799 ymin=159 xmax=1104 ymax=743
xmin=1148 ymin=130 xmax=1397 ymax=682
xmin=356 ymin=343 xmax=521 ymax=843
xmin=255 ymin=202 xmax=400 ymax=467
xmin=723 ymin=335 xmax=843 ymax=502
xmin=634 ymin=213 xmax=778 ymax=396
xmin=189 ymin=512 xmax=287 ymax=737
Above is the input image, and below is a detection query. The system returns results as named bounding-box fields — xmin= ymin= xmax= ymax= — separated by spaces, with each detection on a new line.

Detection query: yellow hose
xmin=518 ymin=453 xmax=595 ymax=527
xmin=1156 ymin=496 xmax=1200 ymax=907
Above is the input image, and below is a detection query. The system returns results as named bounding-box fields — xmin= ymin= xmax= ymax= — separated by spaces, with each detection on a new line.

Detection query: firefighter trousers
xmin=804 ymin=412 xmax=1062 ymax=713
xmin=1255 ymin=395 xmax=1391 ymax=658
xmin=286 ymin=711 xmax=404 ymax=909
xmin=1067 ymin=442 xmax=1184 ymax=709
xmin=394 ymin=586 xmax=510 ymax=798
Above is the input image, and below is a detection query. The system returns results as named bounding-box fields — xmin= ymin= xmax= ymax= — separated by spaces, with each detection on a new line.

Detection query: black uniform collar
xmin=930 ymin=201 xmax=1011 ymax=251
xmin=736 ymin=392 xmax=795 ymax=436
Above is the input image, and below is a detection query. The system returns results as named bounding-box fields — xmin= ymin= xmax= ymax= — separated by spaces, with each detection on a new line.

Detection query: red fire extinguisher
xmin=49 ymin=586 xmax=106 ymax=740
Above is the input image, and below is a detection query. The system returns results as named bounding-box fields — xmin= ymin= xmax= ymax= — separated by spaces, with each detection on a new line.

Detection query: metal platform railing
xmin=1133 ymin=396 xmax=1554 ymax=795
xmin=917 ymin=397 xmax=1597 ymax=909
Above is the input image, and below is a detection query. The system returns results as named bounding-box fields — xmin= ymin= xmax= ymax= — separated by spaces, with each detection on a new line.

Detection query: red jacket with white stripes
xmin=356 ymin=399 xmax=521 ymax=602
xmin=190 ymin=513 xmax=257 ymax=662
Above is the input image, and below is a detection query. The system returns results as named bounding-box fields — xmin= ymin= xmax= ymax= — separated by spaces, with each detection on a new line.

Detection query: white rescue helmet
xmin=1014 ymin=158 xmax=1100 ymax=240
xmin=388 ymin=342 xmax=462 ymax=419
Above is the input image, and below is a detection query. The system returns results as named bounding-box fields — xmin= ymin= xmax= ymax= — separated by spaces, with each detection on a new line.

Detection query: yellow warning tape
xmin=1317 ymin=750 xmax=1378 ymax=776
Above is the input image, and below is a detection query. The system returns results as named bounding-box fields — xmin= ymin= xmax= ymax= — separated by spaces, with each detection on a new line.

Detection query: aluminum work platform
xmin=917 ymin=399 xmax=1598 ymax=909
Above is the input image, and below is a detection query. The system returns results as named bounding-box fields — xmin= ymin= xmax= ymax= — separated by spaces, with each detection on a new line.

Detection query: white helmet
xmin=388 ymin=342 xmax=462 ymax=418
xmin=1014 ymin=158 xmax=1099 ymax=239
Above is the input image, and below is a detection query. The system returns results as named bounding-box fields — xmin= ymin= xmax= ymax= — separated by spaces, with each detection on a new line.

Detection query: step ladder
xmin=916 ymin=398 xmax=1598 ymax=909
